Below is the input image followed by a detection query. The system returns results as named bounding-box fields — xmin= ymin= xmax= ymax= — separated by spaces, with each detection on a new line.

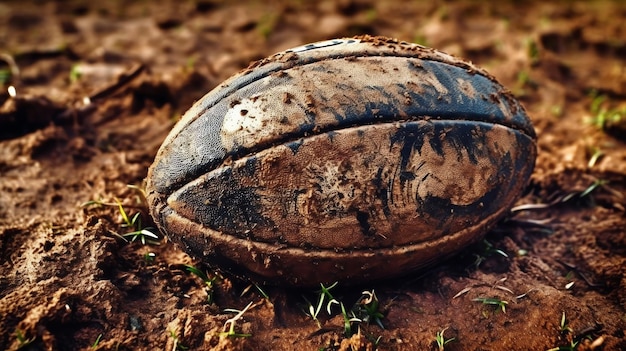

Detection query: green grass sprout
xmin=221 ymin=302 xmax=254 ymax=338
xmin=239 ymin=283 xmax=269 ymax=300
xmin=587 ymin=147 xmax=604 ymax=168
xmin=560 ymin=311 xmax=573 ymax=334
xmin=473 ymin=297 xmax=508 ymax=313
xmin=82 ymin=190 xmax=159 ymax=245
xmin=15 ymin=330 xmax=35 ymax=349
xmin=0 ymin=68 xmax=10 ymax=86
xmin=525 ymin=37 xmax=540 ymax=65
xmin=579 ymin=179 xmax=607 ymax=198
xmin=143 ymin=252 xmax=156 ymax=263
xmin=185 ymin=265 xmax=218 ymax=304
xmin=304 ymin=284 xmax=386 ymax=338
xmin=586 ymin=91 xmax=625 ymax=129
xmin=306 ymin=282 xmax=339 ymax=328
xmin=91 ymin=333 xmax=103 ymax=349
xmin=69 ymin=64 xmax=82 ymax=83
xmin=339 ymin=302 xmax=360 ymax=337
xmin=547 ymin=340 xmax=579 ymax=351
xmin=255 ymin=284 xmax=269 ymax=300
xmin=435 ymin=327 xmax=455 ymax=351
xmin=353 ymin=290 xmax=384 ymax=329
xmin=168 ymin=330 xmax=188 ymax=350
xmin=0 ymin=52 xmax=20 ymax=87
xmin=473 ymin=239 xmax=508 ymax=268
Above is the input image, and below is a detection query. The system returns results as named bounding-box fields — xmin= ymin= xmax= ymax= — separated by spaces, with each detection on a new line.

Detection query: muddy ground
xmin=1 ymin=1 xmax=625 ymax=350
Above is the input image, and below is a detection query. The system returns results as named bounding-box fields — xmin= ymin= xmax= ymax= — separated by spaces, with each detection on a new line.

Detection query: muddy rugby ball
xmin=146 ymin=35 xmax=536 ymax=286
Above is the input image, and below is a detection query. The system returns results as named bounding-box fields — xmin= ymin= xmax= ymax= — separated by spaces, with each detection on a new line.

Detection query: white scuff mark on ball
xmin=221 ymin=97 xmax=270 ymax=150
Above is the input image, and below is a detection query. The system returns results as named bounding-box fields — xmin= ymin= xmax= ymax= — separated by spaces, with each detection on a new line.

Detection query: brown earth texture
xmin=1 ymin=1 xmax=626 ymax=350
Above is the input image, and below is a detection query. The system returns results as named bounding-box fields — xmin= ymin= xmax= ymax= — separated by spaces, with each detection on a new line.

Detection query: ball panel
xmin=149 ymin=39 xmax=534 ymax=196
xmin=162 ymin=197 xmax=506 ymax=286
xmin=167 ymin=120 xmax=535 ymax=251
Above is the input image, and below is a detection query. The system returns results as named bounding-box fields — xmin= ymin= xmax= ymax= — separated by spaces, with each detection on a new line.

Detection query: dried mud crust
xmin=1 ymin=1 xmax=626 ymax=350
xmin=243 ymin=34 xmax=495 ymax=85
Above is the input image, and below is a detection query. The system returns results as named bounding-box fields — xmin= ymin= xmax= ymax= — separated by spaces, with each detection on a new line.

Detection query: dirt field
xmin=1 ymin=1 xmax=625 ymax=350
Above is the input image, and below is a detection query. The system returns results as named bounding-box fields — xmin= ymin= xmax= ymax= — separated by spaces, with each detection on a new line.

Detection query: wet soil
xmin=1 ymin=1 xmax=625 ymax=350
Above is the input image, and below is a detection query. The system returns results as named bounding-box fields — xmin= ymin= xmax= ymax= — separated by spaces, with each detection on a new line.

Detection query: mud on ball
xmin=146 ymin=35 xmax=537 ymax=286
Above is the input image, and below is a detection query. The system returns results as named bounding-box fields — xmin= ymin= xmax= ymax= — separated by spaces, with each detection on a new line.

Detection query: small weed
xmin=126 ymin=184 xmax=150 ymax=206
xmin=560 ymin=312 xmax=573 ymax=334
xmin=184 ymin=55 xmax=197 ymax=72
xmin=123 ymin=227 xmax=159 ymax=245
xmin=240 ymin=282 xmax=269 ymax=299
xmin=338 ymin=302 xmax=365 ymax=337
xmin=15 ymin=330 xmax=35 ymax=349
xmin=548 ymin=311 xmax=601 ymax=351
xmin=221 ymin=302 xmax=253 ymax=338
xmin=579 ymin=179 xmax=607 ymax=198
xmin=143 ymin=251 xmax=156 ymax=263
xmin=0 ymin=52 xmax=19 ymax=87
xmin=559 ymin=179 xmax=608 ymax=205
xmin=435 ymin=327 xmax=455 ymax=351
xmin=473 ymin=297 xmax=508 ymax=313
xmin=369 ymin=334 xmax=383 ymax=348
xmin=91 ymin=333 xmax=103 ymax=349
xmin=517 ymin=69 xmax=530 ymax=87
xmin=352 ymin=290 xmax=384 ymax=329
xmin=252 ymin=284 xmax=270 ymax=300
xmin=586 ymin=91 xmax=626 ymax=129
xmin=550 ymin=105 xmax=563 ymax=117
xmin=473 ymin=239 xmax=508 ymax=269
xmin=0 ymin=68 xmax=10 ymax=86
xmin=547 ymin=340 xmax=579 ymax=351
xmin=168 ymin=330 xmax=188 ymax=350
xmin=587 ymin=147 xmax=604 ymax=168
xmin=116 ymin=198 xmax=141 ymax=229
xmin=483 ymin=240 xmax=508 ymax=258
xmin=512 ymin=179 xmax=609 ymax=213
xmin=332 ymin=299 xmax=377 ymax=337
xmin=339 ymin=302 xmax=353 ymax=336
xmin=186 ymin=265 xmax=218 ymax=304
xmin=514 ymin=69 xmax=537 ymax=96
xmin=305 ymin=284 xmax=385 ymax=338
xmin=590 ymin=93 xmax=604 ymax=111
xmin=305 ymin=282 xmax=340 ymax=328
xmin=322 ymin=301 xmax=366 ymax=338
xmin=82 ymin=185 xmax=159 ymax=245
xmin=69 ymin=64 xmax=82 ymax=83
xmin=525 ymin=37 xmax=540 ymax=65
